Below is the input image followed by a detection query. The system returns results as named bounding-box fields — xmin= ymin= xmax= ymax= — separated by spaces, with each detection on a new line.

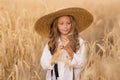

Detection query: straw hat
xmin=34 ymin=7 xmax=93 ymax=37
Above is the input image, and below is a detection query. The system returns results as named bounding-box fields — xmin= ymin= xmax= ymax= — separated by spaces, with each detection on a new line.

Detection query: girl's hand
xmin=51 ymin=45 xmax=64 ymax=65
xmin=61 ymin=36 xmax=74 ymax=59
xmin=61 ymin=36 xmax=70 ymax=50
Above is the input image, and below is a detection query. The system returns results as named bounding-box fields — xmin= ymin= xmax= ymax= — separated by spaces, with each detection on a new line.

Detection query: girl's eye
xmin=67 ymin=22 xmax=71 ymax=24
xmin=58 ymin=22 xmax=71 ymax=25
xmin=58 ymin=22 xmax=64 ymax=25
xmin=66 ymin=22 xmax=71 ymax=25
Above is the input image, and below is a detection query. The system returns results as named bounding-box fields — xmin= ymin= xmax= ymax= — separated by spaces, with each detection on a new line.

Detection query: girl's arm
xmin=70 ymin=38 xmax=86 ymax=68
xmin=40 ymin=43 xmax=54 ymax=70
xmin=40 ymin=43 xmax=63 ymax=70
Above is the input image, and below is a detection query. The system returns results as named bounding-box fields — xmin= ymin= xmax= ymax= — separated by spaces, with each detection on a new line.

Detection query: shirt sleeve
xmin=40 ymin=43 xmax=54 ymax=70
xmin=70 ymin=38 xmax=86 ymax=68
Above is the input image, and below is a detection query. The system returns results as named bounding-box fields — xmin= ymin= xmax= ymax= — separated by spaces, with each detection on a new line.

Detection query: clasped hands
xmin=51 ymin=36 xmax=74 ymax=65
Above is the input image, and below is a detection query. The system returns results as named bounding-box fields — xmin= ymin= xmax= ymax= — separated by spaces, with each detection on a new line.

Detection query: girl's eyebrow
xmin=58 ymin=22 xmax=63 ymax=24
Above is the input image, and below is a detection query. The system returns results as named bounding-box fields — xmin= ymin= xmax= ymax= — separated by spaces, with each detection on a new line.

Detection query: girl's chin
xmin=62 ymin=31 xmax=69 ymax=34
xmin=61 ymin=32 xmax=69 ymax=35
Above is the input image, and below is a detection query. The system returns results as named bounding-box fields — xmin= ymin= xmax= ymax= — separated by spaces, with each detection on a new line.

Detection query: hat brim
xmin=34 ymin=7 xmax=93 ymax=37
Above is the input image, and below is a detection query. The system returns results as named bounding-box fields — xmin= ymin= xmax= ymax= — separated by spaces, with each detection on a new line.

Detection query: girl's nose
xmin=64 ymin=23 xmax=68 ymax=27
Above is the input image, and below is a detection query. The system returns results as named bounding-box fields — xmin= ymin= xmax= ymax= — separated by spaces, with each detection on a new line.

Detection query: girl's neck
xmin=60 ymin=35 xmax=67 ymax=41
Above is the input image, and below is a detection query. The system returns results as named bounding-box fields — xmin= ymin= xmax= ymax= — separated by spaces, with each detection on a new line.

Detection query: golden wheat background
xmin=0 ymin=0 xmax=120 ymax=80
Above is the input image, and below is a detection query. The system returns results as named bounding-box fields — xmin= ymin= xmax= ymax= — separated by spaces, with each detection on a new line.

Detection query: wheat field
xmin=0 ymin=0 xmax=120 ymax=80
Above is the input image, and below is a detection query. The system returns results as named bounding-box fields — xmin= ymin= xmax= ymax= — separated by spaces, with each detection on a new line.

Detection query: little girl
xmin=34 ymin=7 xmax=93 ymax=80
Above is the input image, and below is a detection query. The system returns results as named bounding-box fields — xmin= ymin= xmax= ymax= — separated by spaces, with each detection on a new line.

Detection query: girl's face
xmin=57 ymin=16 xmax=71 ymax=35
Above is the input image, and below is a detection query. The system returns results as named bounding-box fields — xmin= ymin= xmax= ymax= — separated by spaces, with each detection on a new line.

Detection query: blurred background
xmin=0 ymin=0 xmax=120 ymax=80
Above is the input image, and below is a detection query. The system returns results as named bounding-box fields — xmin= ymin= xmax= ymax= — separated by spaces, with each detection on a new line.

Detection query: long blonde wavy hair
xmin=48 ymin=15 xmax=80 ymax=54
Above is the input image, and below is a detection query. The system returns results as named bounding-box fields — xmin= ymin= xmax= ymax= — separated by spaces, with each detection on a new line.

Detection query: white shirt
xmin=40 ymin=37 xmax=86 ymax=80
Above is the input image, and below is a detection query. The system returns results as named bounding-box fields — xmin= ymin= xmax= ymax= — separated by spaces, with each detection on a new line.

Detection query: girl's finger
xmin=62 ymin=36 xmax=68 ymax=41
xmin=58 ymin=45 xmax=64 ymax=49
xmin=60 ymin=45 xmax=64 ymax=49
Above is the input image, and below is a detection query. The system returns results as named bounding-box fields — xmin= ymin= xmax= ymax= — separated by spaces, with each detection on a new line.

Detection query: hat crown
xmin=35 ymin=7 xmax=93 ymax=38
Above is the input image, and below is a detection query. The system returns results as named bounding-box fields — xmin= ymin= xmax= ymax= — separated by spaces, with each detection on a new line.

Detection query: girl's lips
xmin=62 ymin=30 xmax=69 ymax=32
